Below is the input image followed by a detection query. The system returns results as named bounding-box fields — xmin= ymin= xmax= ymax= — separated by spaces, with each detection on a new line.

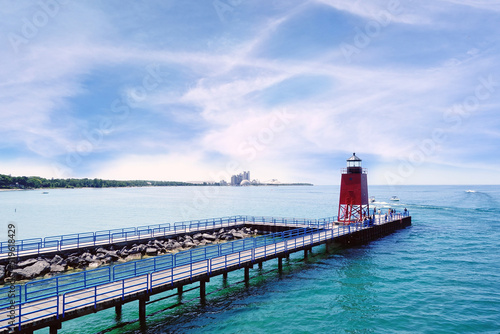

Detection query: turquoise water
xmin=1 ymin=185 xmax=499 ymax=333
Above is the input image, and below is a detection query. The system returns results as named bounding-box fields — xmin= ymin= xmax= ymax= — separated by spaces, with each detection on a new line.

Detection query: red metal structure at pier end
xmin=338 ymin=153 xmax=369 ymax=224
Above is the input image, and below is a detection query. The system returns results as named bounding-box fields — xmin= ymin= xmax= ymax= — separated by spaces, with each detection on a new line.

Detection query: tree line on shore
xmin=0 ymin=174 xmax=200 ymax=189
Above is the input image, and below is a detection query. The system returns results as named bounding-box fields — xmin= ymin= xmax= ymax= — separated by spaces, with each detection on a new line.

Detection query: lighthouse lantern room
xmin=338 ymin=153 xmax=369 ymax=224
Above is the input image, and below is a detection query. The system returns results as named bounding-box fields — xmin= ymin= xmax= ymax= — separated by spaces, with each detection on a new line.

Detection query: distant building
xmin=240 ymin=180 xmax=251 ymax=186
xmin=231 ymin=171 xmax=250 ymax=186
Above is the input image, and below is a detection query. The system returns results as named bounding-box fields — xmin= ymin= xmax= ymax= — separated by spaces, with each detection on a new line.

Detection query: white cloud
xmin=0 ymin=158 xmax=59 ymax=178
xmin=439 ymin=0 xmax=500 ymax=12
xmin=94 ymin=153 xmax=210 ymax=181
xmin=1 ymin=1 xmax=499 ymax=185
xmin=313 ymin=0 xmax=426 ymax=25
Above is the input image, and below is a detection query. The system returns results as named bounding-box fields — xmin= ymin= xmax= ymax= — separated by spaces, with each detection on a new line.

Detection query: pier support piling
xmin=222 ymin=272 xmax=228 ymax=287
xmin=200 ymin=280 xmax=206 ymax=305
xmin=49 ymin=323 xmax=61 ymax=334
xmin=115 ymin=303 xmax=122 ymax=320
xmin=244 ymin=266 xmax=250 ymax=287
xmin=139 ymin=298 xmax=147 ymax=325
xmin=177 ymin=286 xmax=183 ymax=298
xmin=258 ymin=262 xmax=263 ymax=270
xmin=278 ymin=257 xmax=283 ymax=273
xmin=304 ymin=249 xmax=308 ymax=261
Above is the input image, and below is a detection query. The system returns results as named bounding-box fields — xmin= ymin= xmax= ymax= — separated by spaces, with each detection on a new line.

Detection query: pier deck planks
xmin=0 ymin=216 xmax=411 ymax=333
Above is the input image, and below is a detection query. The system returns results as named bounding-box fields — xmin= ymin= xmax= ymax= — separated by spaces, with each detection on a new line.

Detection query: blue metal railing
xmin=0 ymin=226 xmax=331 ymax=330
xmin=149 ymin=224 xmax=351 ymax=290
xmin=0 ymin=214 xmax=400 ymax=307
xmin=1 ymin=221 xmax=332 ymax=310
xmin=3 ymin=215 xmax=368 ymax=308
xmin=0 ymin=215 xmax=336 ymax=258
xmin=0 ymin=213 xmax=410 ymax=330
xmin=20 ymin=227 xmax=319 ymax=304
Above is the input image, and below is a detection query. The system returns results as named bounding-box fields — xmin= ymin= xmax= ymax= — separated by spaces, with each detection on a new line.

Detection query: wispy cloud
xmin=313 ymin=0 xmax=427 ymax=25
xmin=439 ymin=0 xmax=500 ymax=12
xmin=1 ymin=1 xmax=499 ymax=185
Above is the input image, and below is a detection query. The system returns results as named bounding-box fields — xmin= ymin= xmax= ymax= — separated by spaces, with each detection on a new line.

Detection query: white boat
xmin=390 ymin=196 xmax=399 ymax=201
xmin=369 ymin=196 xmax=376 ymax=203
xmin=42 ymin=191 xmax=49 ymax=194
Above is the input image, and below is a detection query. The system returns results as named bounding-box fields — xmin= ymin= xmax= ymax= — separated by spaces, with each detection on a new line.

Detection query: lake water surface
xmin=1 ymin=185 xmax=499 ymax=333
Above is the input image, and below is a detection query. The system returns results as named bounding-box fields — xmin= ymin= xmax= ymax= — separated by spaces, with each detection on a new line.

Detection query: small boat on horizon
xmin=42 ymin=191 xmax=49 ymax=194
xmin=390 ymin=195 xmax=399 ymax=201
xmin=369 ymin=196 xmax=376 ymax=203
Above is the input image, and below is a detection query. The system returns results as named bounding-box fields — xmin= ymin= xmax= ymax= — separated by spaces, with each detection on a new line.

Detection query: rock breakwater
xmin=1 ymin=226 xmax=258 ymax=283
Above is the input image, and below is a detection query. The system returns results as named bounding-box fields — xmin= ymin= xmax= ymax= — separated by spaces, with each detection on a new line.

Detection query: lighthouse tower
xmin=338 ymin=153 xmax=369 ymax=224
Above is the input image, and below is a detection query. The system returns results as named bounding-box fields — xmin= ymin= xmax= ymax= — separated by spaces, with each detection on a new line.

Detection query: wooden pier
xmin=0 ymin=215 xmax=411 ymax=333
xmin=0 ymin=216 xmax=323 ymax=264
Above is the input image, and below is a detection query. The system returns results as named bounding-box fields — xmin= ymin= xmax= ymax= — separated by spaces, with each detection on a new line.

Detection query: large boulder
xmin=145 ymin=247 xmax=158 ymax=256
xmin=183 ymin=241 xmax=196 ymax=248
xmin=164 ymin=241 xmax=176 ymax=250
xmin=82 ymin=254 xmax=93 ymax=263
xmin=50 ymin=255 xmax=64 ymax=265
xmin=11 ymin=260 xmax=50 ymax=280
xmin=129 ymin=244 xmax=147 ymax=255
xmin=96 ymin=247 xmax=121 ymax=261
xmin=202 ymin=233 xmax=216 ymax=241
xmin=94 ymin=247 xmax=107 ymax=255
xmin=117 ymin=246 xmax=129 ymax=257
xmin=0 ymin=265 xmax=5 ymax=282
xmin=81 ymin=252 xmax=92 ymax=258
xmin=138 ymin=244 xmax=148 ymax=255
xmin=66 ymin=255 xmax=81 ymax=268
xmin=128 ymin=246 xmax=141 ymax=255
xmin=16 ymin=258 xmax=38 ymax=268
xmin=87 ymin=260 xmax=102 ymax=268
xmin=153 ymin=240 xmax=164 ymax=248
xmin=50 ymin=264 xmax=65 ymax=273
xmin=105 ymin=251 xmax=120 ymax=261
xmin=232 ymin=232 xmax=244 ymax=239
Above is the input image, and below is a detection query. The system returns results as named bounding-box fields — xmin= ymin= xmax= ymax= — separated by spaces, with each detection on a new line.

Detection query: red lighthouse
xmin=338 ymin=153 xmax=369 ymax=224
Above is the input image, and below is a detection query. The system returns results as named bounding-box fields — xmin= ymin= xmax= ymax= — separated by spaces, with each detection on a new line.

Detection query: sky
xmin=1 ymin=0 xmax=499 ymax=185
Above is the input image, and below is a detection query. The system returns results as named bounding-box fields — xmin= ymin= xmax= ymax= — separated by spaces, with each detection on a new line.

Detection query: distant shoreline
xmin=0 ymin=183 xmax=314 ymax=191
xmin=1 ymin=174 xmax=312 ymax=190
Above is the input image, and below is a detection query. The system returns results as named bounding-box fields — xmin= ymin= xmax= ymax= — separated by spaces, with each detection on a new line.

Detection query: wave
xmin=372 ymin=201 xmax=406 ymax=208
xmin=462 ymin=190 xmax=499 ymax=208
xmin=404 ymin=202 xmax=500 ymax=217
